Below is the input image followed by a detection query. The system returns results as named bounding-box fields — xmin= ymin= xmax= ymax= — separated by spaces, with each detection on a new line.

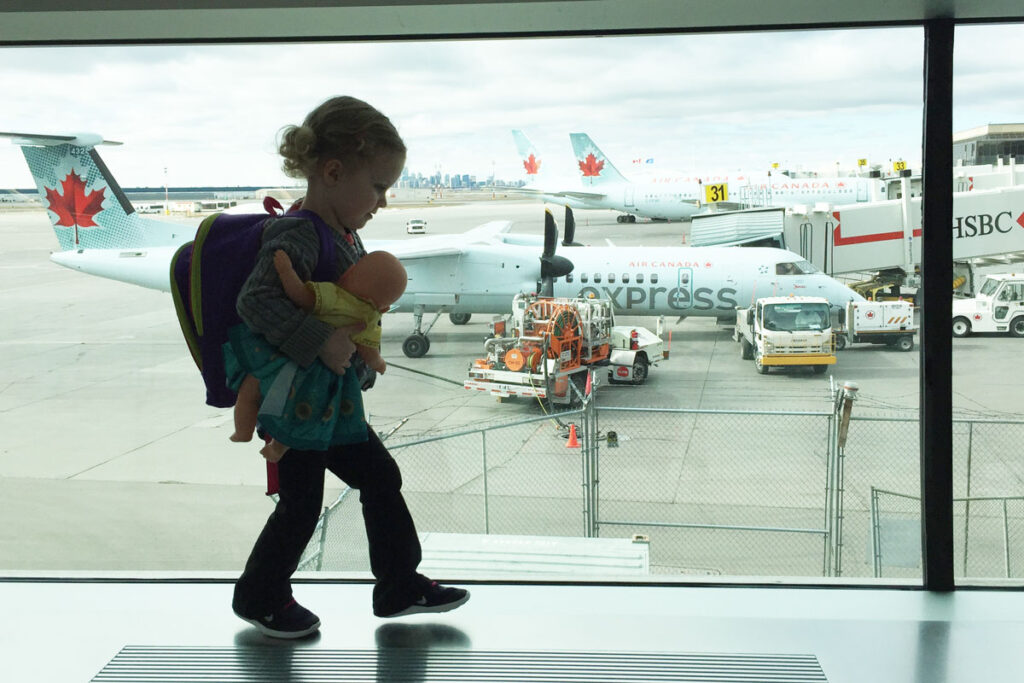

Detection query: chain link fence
xmin=862 ymin=419 xmax=1024 ymax=579
xmin=297 ymin=396 xmax=1024 ymax=582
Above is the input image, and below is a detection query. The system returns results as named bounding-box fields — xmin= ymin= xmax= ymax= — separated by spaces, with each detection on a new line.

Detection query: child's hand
xmin=318 ymin=323 xmax=366 ymax=374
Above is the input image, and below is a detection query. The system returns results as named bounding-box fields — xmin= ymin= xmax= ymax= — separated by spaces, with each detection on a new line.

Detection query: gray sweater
xmin=236 ymin=213 xmax=367 ymax=369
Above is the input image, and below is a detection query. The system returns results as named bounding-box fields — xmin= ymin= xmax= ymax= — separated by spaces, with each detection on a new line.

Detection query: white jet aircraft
xmin=2 ymin=131 xmax=864 ymax=358
xmin=510 ymin=129 xmax=595 ymax=209
xmin=570 ymin=133 xmax=882 ymax=223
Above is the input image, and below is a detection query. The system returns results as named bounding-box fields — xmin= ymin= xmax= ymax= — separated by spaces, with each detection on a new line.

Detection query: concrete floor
xmin=5 ymin=578 xmax=1024 ymax=682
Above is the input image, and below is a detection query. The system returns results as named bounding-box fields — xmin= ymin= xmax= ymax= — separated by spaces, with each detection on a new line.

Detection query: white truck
xmin=734 ymin=295 xmax=836 ymax=374
xmin=834 ymin=300 xmax=917 ymax=351
xmin=952 ymin=272 xmax=1024 ymax=338
xmin=464 ymin=294 xmax=665 ymax=405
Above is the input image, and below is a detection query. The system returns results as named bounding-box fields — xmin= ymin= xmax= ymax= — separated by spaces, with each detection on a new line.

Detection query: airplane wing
xmin=559 ymin=190 xmax=608 ymax=200
xmin=366 ymin=220 xmax=516 ymax=261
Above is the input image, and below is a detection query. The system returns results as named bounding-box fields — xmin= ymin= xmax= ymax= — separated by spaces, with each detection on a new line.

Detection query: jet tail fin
xmin=569 ymin=132 xmax=629 ymax=187
xmin=511 ymin=129 xmax=544 ymax=178
xmin=1 ymin=131 xmax=185 ymax=251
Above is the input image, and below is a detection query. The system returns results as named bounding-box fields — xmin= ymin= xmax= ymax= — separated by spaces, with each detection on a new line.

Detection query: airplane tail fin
xmin=511 ymin=129 xmax=544 ymax=178
xmin=569 ymin=133 xmax=629 ymax=187
xmin=1 ymin=131 xmax=185 ymax=251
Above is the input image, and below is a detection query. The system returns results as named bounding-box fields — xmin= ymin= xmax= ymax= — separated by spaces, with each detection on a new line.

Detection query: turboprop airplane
xmin=3 ymin=131 xmax=864 ymax=358
xmin=570 ymin=133 xmax=883 ymax=223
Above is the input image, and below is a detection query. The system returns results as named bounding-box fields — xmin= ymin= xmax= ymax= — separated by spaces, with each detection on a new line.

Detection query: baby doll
xmin=230 ymin=250 xmax=407 ymax=461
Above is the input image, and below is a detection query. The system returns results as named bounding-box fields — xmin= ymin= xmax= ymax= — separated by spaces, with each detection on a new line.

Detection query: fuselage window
xmin=581 ymin=273 xmax=589 ymax=283
xmin=622 ymin=273 xmax=630 ymax=283
xmin=566 ymin=273 xmax=574 ymax=283
xmin=593 ymin=273 xmax=602 ymax=284
xmin=650 ymin=273 xmax=659 ymax=284
xmin=636 ymin=273 xmax=645 ymax=284
xmin=608 ymin=273 xmax=616 ymax=283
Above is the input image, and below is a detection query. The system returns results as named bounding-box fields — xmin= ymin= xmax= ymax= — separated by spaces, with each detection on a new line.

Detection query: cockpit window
xmin=775 ymin=260 xmax=820 ymax=275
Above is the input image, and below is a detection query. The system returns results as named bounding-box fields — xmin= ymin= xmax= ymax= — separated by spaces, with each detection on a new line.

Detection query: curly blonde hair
xmin=278 ymin=96 xmax=406 ymax=179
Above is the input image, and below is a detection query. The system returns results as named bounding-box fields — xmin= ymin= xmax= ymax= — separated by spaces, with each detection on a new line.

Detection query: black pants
xmin=232 ymin=427 xmax=422 ymax=616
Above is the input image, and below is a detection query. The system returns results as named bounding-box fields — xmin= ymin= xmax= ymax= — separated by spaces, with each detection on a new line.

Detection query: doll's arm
xmin=273 ymin=249 xmax=316 ymax=311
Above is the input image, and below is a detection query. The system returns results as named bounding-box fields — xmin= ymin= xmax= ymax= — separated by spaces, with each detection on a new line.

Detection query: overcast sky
xmin=1 ymin=23 xmax=1021 ymax=188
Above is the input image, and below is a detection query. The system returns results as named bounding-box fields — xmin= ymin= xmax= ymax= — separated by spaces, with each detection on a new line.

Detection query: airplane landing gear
xmin=616 ymin=214 xmax=638 ymax=223
xmin=402 ymin=333 xmax=430 ymax=358
xmin=449 ymin=312 xmax=471 ymax=325
xmin=403 ymin=304 xmax=444 ymax=358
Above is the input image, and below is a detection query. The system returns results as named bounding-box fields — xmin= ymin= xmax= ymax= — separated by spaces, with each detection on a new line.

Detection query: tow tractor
xmin=464 ymin=294 xmax=665 ymax=405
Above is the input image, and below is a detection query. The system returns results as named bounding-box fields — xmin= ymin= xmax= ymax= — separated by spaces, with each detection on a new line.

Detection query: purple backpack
xmin=170 ymin=207 xmax=336 ymax=408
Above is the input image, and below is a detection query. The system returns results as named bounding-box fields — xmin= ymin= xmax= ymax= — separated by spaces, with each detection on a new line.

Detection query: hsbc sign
xmin=952 ymin=210 xmax=1024 ymax=239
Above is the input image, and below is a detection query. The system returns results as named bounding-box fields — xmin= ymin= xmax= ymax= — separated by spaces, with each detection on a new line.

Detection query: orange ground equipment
xmin=464 ymin=294 xmax=663 ymax=406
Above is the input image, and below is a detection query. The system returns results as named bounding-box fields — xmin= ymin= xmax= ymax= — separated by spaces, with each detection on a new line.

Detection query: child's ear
xmin=322 ymin=158 xmax=344 ymax=185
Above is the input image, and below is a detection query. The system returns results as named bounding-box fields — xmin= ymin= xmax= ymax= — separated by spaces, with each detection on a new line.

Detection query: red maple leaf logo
xmin=578 ymin=153 xmax=605 ymax=177
xmin=523 ymin=154 xmax=541 ymax=175
xmin=45 ymin=171 xmax=105 ymax=228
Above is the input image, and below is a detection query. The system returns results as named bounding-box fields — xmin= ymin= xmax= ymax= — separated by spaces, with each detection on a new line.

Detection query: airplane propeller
xmin=561 ymin=205 xmax=583 ymax=247
xmin=538 ymin=209 xmax=574 ymax=297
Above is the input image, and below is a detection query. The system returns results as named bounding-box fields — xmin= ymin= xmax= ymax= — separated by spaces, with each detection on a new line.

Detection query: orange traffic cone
xmin=566 ymin=423 xmax=581 ymax=448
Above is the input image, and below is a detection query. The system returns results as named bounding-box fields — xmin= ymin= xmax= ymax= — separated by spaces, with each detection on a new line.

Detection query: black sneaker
xmin=234 ymin=598 xmax=321 ymax=639
xmin=375 ymin=580 xmax=470 ymax=618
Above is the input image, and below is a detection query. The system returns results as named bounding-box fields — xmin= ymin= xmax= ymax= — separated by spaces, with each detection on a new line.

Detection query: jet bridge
xmin=691 ymin=179 xmax=1024 ymax=298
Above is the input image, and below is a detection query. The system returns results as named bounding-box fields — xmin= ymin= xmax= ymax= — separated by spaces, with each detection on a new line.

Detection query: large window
xmin=0 ymin=24 xmax=1020 ymax=586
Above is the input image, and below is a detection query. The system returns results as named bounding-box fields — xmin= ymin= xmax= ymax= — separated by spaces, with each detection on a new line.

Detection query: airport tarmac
xmin=1 ymin=201 xmax=1022 ymax=574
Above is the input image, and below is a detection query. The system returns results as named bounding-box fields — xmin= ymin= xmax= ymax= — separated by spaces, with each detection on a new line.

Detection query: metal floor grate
xmin=93 ymin=646 xmax=828 ymax=681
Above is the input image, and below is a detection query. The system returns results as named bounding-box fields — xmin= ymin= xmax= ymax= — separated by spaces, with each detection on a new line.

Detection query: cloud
xmin=1 ymin=24 xmax=1021 ymax=188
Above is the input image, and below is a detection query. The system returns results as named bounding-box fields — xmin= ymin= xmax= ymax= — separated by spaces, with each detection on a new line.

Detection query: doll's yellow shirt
xmin=305 ymin=282 xmax=382 ymax=348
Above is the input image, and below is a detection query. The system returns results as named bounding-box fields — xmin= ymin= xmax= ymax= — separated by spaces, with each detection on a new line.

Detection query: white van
xmin=406 ymin=219 xmax=427 ymax=234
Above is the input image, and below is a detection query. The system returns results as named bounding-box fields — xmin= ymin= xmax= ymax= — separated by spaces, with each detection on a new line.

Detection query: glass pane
xmin=0 ymin=27 xmax=930 ymax=584
xmin=952 ymin=22 xmax=1024 ymax=587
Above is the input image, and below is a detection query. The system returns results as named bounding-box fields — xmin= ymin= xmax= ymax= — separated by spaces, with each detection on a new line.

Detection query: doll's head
xmin=339 ymin=251 xmax=407 ymax=311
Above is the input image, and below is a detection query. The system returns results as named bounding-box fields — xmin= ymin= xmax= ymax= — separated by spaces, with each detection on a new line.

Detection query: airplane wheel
xmin=629 ymin=215 xmax=637 ymax=223
xmin=952 ymin=317 xmax=971 ymax=338
xmin=896 ymin=335 xmax=915 ymax=351
xmin=1010 ymin=317 xmax=1024 ymax=338
xmin=402 ymin=334 xmax=429 ymax=358
xmin=449 ymin=312 xmax=472 ymax=325
xmin=616 ymin=215 xmax=626 ymax=223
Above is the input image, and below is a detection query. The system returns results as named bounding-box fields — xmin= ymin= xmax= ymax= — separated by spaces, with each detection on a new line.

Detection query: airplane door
xmin=673 ymin=268 xmax=693 ymax=309
xmin=624 ymin=186 xmax=635 ymax=208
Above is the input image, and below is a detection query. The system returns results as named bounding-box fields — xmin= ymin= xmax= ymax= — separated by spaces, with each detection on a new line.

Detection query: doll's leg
xmin=273 ymin=250 xmax=316 ymax=310
xmin=260 ymin=438 xmax=291 ymax=462
xmin=231 ymin=374 xmax=261 ymax=443
xmin=357 ymin=345 xmax=387 ymax=374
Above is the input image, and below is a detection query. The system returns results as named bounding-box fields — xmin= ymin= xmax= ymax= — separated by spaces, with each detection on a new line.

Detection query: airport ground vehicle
xmin=834 ymin=300 xmax=917 ymax=351
xmin=952 ymin=272 xmax=1024 ymax=337
xmin=464 ymin=294 xmax=663 ymax=405
xmin=734 ymin=296 xmax=836 ymax=374
xmin=405 ymin=218 xmax=427 ymax=234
